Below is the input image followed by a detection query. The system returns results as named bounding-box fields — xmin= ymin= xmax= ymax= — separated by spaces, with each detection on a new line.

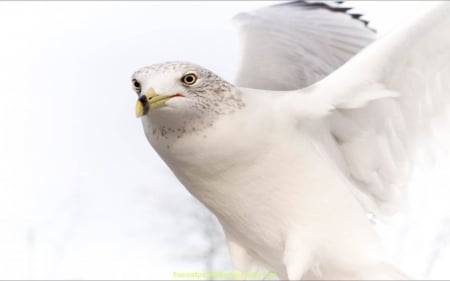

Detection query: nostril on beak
xmin=138 ymin=95 xmax=148 ymax=106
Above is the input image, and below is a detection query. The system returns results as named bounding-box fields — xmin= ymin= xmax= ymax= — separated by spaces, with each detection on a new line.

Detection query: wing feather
xmin=304 ymin=2 xmax=450 ymax=214
xmin=233 ymin=1 xmax=376 ymax=90
xmin=234 ymin=1 xmax=450 ymax=215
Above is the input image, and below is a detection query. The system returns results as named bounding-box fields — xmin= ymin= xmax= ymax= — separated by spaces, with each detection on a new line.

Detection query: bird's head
xmin=131 ymin=62 xmax=244 ymax=138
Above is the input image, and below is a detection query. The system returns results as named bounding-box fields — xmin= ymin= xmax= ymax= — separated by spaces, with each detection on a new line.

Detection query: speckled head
xmin=131 ymin=62 xmax=244 ymax=140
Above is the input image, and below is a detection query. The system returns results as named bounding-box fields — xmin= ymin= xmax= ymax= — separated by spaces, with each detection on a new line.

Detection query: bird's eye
xmin=132 ymin=79 xmax=141 ymax=94
xmin=181 ymin=73 xmax=197 ymax=86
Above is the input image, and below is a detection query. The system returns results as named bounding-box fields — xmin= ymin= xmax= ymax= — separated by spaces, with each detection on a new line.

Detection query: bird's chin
xmin=157 ymin=98 xmax=195 ymax=114
xmin=144 ymin=100 xmax=192 ymax=120
xmin=143 ymin=98 xmax=184 ymax=116
xmin=165 ymin=96 xmax=189 ymax=107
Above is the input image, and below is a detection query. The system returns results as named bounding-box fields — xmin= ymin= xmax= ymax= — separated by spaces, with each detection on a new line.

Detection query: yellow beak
xmin=135 ymin=88 xmax=174 ymax=118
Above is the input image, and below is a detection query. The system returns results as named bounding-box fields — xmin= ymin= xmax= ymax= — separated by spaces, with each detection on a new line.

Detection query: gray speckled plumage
xmin=132 ymin=62 xmax=245 ymax=142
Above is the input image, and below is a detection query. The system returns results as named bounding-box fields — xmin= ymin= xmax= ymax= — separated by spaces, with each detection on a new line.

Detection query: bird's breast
xmin=150 ymin=111 xmax=380 ymax=276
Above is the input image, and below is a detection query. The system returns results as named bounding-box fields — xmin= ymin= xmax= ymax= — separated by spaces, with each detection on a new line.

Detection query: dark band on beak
xmin=138 ymin=95 xmax=148 ymax=106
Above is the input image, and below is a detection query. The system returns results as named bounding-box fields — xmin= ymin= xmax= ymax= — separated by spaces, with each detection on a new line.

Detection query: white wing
xmin=288 ymin=2 xmax=450 ymax=214
xmin=234 ymin=1 xmax=376 ymax=90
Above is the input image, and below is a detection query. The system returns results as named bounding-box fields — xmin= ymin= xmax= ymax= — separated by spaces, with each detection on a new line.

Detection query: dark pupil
xmin=133 ymin=81 xmax=140 ymax=88
xmin=185 ymin=76 xmax=194 ymax=83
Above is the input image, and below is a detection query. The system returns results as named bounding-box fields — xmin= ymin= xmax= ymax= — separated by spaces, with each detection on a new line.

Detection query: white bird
xmin=131 ymin=1 xmax=450 ymax=279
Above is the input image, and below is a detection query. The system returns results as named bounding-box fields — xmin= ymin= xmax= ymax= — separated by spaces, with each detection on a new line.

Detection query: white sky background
xmin=0 ymin=1 xmax=449 ymax=279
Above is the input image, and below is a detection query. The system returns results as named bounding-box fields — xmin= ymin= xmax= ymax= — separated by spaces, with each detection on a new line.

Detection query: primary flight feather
xmin=131 ymin=1 xmax=450 ymax=279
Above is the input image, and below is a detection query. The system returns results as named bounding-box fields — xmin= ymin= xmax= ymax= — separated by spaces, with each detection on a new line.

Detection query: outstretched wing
xmin=233 ymin=1 xmax=376 ymax=90
xmin=291 ymin=2 xmax=450 ymax=214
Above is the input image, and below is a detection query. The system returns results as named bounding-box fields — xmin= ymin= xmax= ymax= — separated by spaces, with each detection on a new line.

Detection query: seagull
xmin=131 ymin=1 xmax=450 ymax=279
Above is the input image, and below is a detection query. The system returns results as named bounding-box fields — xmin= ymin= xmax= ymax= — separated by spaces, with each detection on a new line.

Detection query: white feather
xmin=234 ymin=1 xmax=375 ymax=90
xmin=286 ymin=2 xmax=450 ymax=214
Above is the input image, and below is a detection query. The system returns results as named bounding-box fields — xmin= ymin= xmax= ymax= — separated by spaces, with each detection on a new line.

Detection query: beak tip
xmin=135 ymin=101 xmax=146 ymax=118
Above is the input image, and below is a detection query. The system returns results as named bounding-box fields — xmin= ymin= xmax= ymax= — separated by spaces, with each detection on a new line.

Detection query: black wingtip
xmin=277 ymin=0 xmax=376 ymax=33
